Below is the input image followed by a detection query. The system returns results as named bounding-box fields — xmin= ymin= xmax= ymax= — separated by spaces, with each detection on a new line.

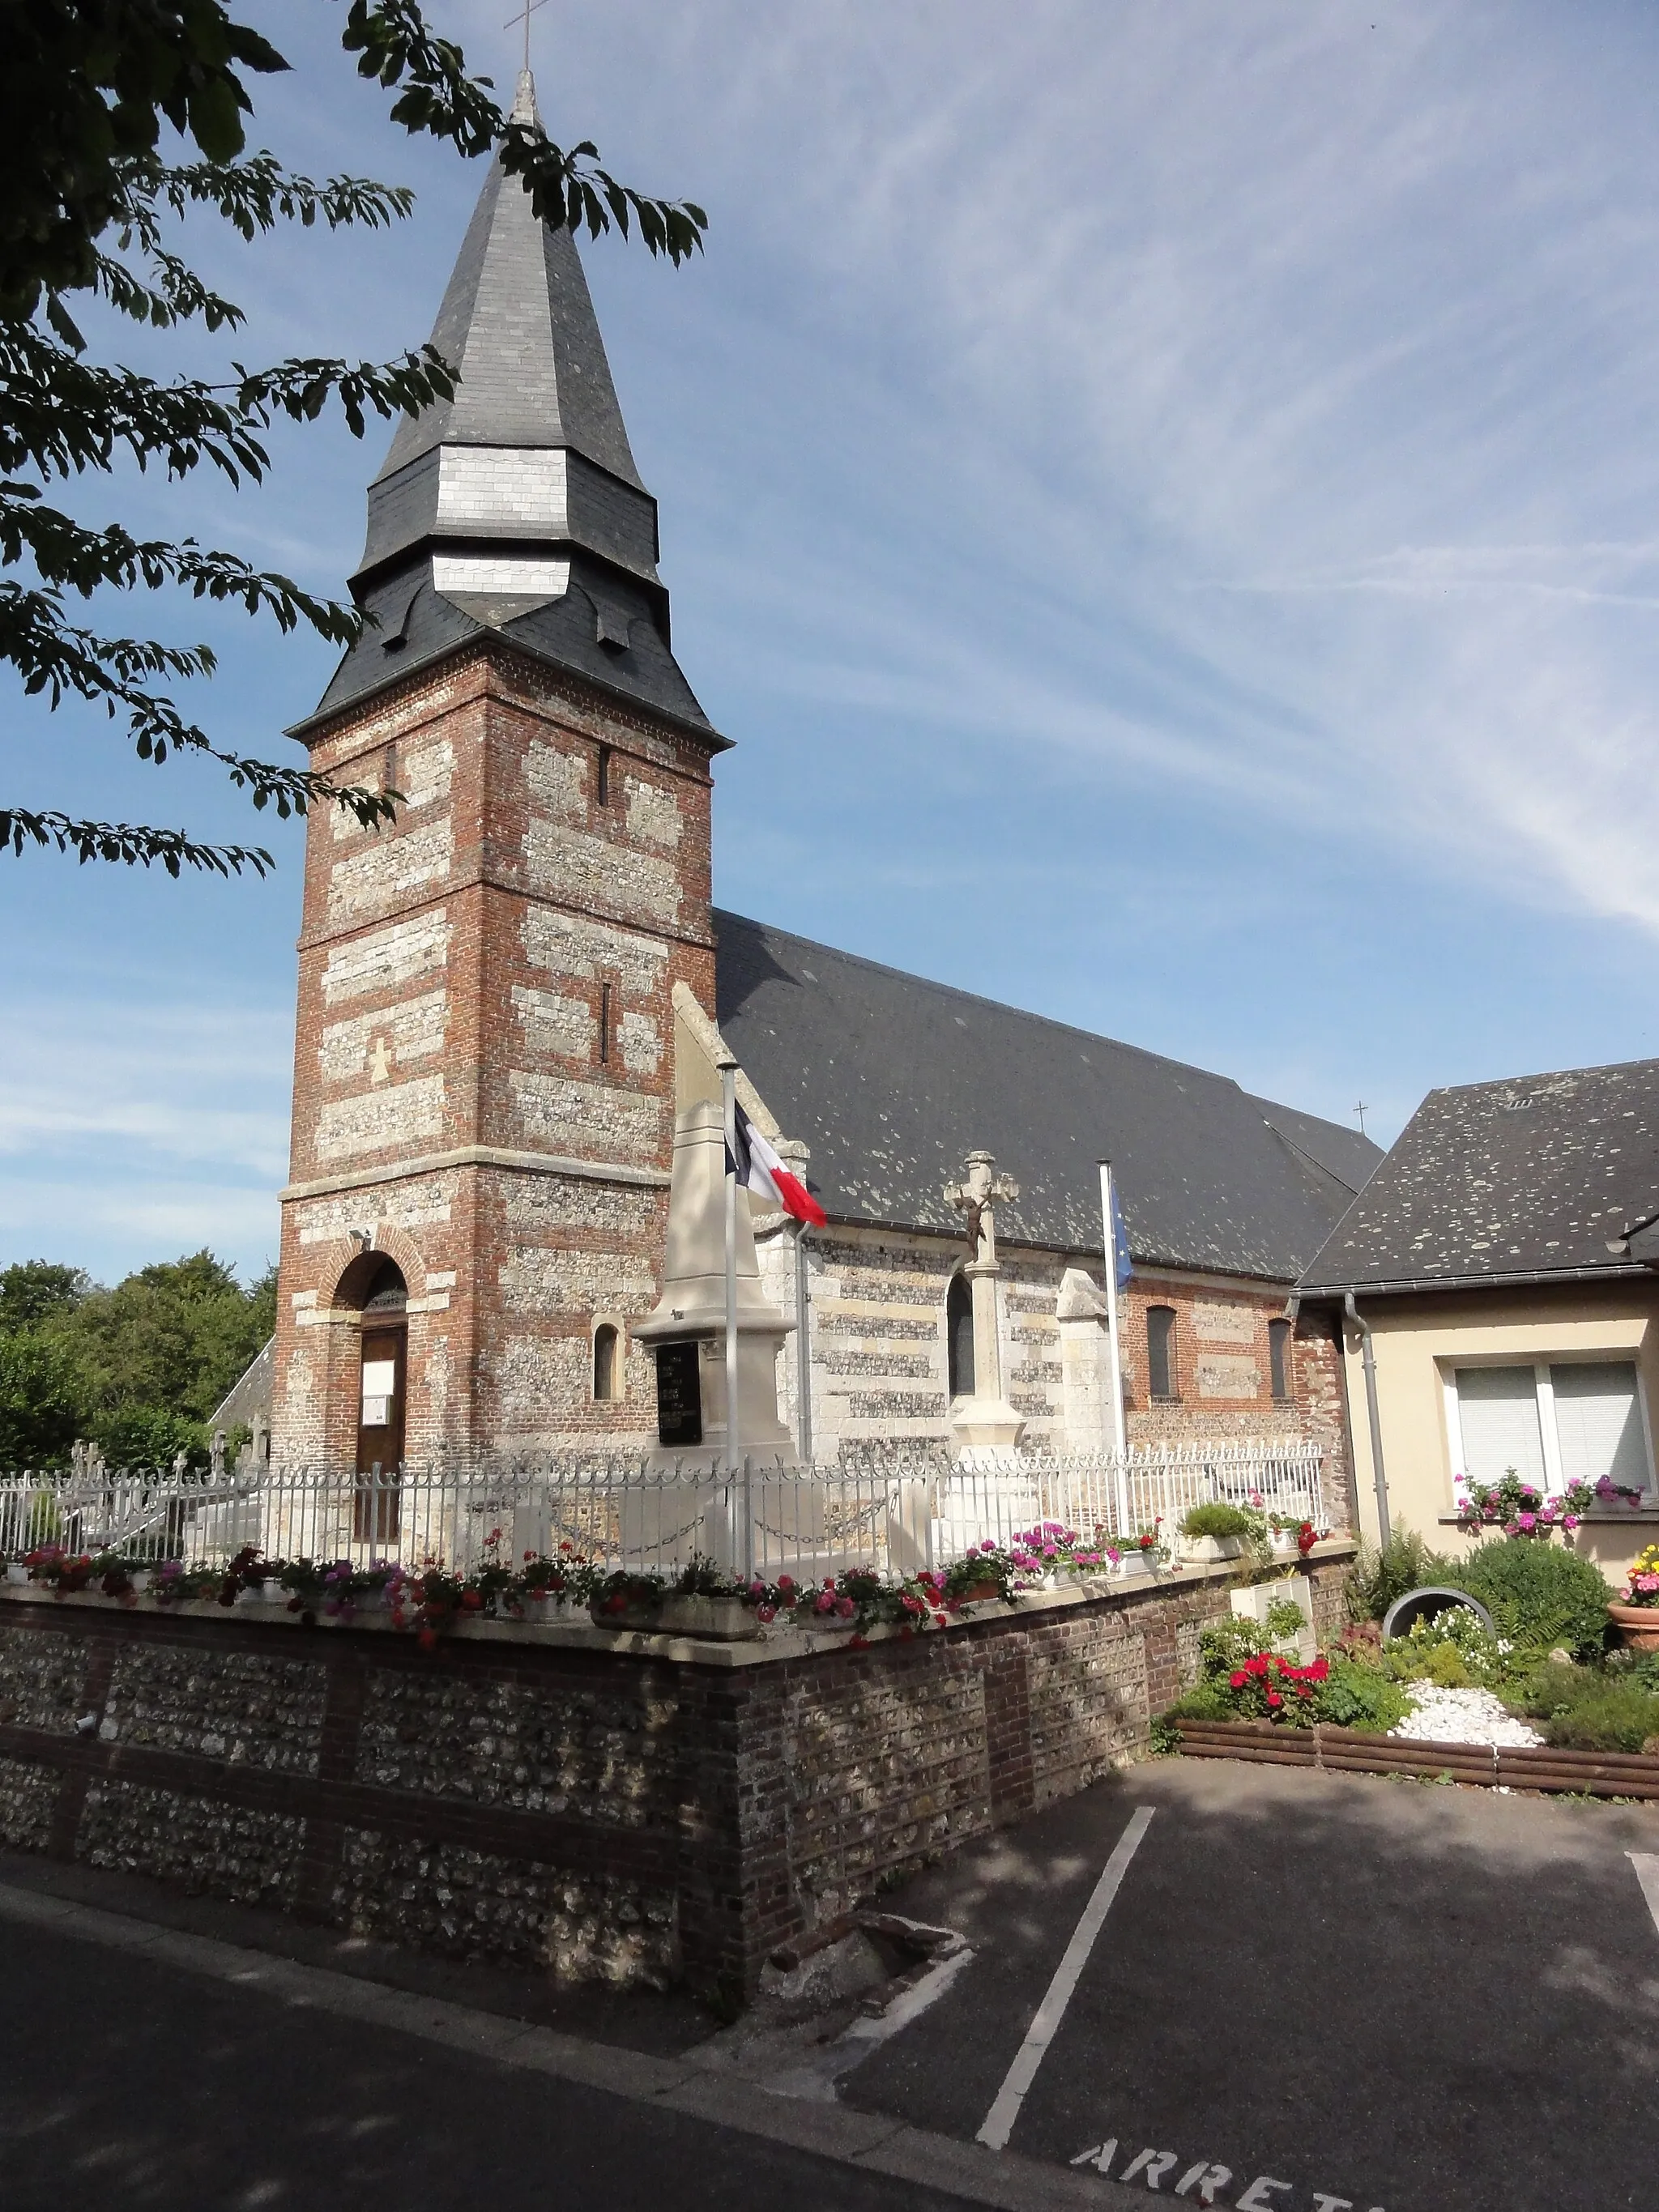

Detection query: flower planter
xmin=1269 ymin=1529 xmax=1302 ymax=1556
xmin=4 ymin=1564 xmax=27 ymax=1587
xmin=232 ymin=1584 xmax=266 ymax=1609
xmin=587 ymin=1597 xmax=662 ymax=1633
xmin=1609 ymin=1602 xmax=1659 ymax=1652
xmin=1182 ymin=1534 xmax=1245 ymax=1564
xmin=657 ymin=1595 xmax=761 ymax=1642
xmin=952 ymin=1580 xmax=1005 ymax=1607
xmin=259 ymin=1579 xmax=285 ymax=1606
xmin=1115 ymin=1551 xmax=1157 ymax=1579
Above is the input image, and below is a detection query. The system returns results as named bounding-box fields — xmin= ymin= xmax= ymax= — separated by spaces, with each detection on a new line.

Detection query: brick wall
xmin=0 ymin=1558 xmax=1352 ymax=1996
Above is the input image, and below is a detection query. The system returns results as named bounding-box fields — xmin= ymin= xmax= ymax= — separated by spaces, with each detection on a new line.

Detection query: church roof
xmin=714 ymin=910 xmax=1380 ymax=1282
xmin=1299 ymin=1058 xmax=1659 ymax=1296
xmin=301 ymin=71 xmax=714 ymax=741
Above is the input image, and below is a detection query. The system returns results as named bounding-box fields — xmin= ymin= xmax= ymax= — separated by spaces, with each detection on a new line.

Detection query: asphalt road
xmin=847 ymin=1758 xmax=1659 ymax=2212
xmin=0 ymin=1912 xmax=967 ymax=2212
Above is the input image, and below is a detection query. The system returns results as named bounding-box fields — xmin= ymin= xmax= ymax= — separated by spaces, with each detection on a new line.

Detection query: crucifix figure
xmin=944 ymin=1149 xmax=1019 ymax=1270
xmin=504 ymin=0 xmax=548 ymax=73
xmin=368 ymin=1035 xmax=394 ymax=1085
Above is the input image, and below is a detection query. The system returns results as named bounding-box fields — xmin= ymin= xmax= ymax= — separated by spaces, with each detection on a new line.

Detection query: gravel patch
xmin=1390 ymin=1684 xmax=1542 ymax=1749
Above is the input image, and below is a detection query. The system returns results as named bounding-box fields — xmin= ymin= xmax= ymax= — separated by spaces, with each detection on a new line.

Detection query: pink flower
xmin=835 ymin=1596 xmax=856 ymax=1618
xmin=756 ymin=1604 xmax=776 ymax=1623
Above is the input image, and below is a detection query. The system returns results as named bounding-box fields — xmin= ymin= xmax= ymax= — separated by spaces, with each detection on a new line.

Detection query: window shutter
xmin=1455 ymin=1366 xmax=1546 ymax=1486
xmin=1551 ymin=1362 xmax=1649 ymax=1493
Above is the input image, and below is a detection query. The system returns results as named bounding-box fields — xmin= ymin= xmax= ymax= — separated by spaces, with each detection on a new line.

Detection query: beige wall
xmin=1338 ymin=1279 xmax=1659 ymax=1583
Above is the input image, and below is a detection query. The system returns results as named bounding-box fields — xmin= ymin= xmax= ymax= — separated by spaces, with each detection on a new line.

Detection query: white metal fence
xmin=0 ymin=1439 xmax=1324 ymax=1584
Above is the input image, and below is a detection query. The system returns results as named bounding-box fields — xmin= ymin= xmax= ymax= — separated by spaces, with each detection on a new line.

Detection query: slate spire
xmin=309 ymin=70 xmax=711 ymax=733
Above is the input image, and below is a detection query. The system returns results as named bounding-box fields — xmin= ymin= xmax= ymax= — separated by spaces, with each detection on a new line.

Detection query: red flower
xmin=1266 ymin=1691 xmax=1282 ymax=1708
xmin=1229 ymin=1669 xmax=1248 ymax=1689
xmin=756 ymin=1604 xmax=776 ymax=1623
xmin=461 ymin=1589 xmax=483 ymax=1610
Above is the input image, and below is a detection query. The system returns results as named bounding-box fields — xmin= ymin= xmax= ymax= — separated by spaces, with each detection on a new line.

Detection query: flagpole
xmin=1098 ymin=1160 xmax=1131 ymax=1541
xmin=720 ymin=1061 xmax=741 ymax=1502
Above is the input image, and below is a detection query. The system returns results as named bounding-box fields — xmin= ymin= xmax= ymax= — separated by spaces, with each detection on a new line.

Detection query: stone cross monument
xmin=944 ymin=1148 xmax=1026 ymax=1451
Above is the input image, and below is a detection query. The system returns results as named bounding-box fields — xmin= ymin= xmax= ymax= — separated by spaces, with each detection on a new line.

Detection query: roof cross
xmin=504 ymin=0 xmax=548 ymax=75
xmin=1353 ymin=1099 xmax=1369 ymax=1136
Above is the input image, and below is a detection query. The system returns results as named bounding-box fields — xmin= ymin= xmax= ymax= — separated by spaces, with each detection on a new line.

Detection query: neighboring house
xmin=1299 ymin=1059 xmax=1659 ymax=1581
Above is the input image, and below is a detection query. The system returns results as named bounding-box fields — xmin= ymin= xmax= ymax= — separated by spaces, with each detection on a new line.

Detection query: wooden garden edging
xmin=1174 ymin=1718 xmax=1659 ymax=1800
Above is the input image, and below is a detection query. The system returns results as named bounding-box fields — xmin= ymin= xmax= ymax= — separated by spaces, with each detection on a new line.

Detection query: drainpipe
xmin=1344 ymin=1291 xmax=1391 ymax=1546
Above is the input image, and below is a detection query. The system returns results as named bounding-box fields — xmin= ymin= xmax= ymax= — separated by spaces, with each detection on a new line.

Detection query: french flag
xmin=729 ymin=1109 xmax=828 ymax=1229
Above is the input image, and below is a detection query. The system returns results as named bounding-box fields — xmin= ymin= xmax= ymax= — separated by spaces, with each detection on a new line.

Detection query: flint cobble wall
xmin=0 ymin=1555 xmax=1350 ymax=1995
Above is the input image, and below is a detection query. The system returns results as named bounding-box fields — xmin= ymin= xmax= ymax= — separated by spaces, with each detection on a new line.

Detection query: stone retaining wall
xmin=0 ymin=1551 xmax=1352 ymax=1997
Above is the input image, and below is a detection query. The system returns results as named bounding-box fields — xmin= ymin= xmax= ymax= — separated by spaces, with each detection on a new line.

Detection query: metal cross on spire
xmin=504 ymin=0 xmax=548 ymax=74
xmin=1353 ymin=1100 xmax=1369 ymax=1136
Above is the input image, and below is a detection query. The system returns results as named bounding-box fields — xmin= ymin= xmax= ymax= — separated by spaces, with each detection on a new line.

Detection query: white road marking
xmin=976 ymin=1804 xmax=1155 ymax=2150
xmin=1627 ymin=1852 xmax=1659 ymax=1939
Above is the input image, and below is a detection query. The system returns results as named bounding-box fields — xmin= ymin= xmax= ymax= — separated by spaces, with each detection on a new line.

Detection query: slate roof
xmin=298 ymin=70 xmax=714 ymax=740
xmin=714 ymin=911 xmax=1379 ymax=1282
xmin=1299 ymin=1058 xmax=1659 ymax=1295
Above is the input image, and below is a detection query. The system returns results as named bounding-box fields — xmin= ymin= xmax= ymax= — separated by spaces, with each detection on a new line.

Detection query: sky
xmin=6 ymin=0 xmax=1659 ymax=1286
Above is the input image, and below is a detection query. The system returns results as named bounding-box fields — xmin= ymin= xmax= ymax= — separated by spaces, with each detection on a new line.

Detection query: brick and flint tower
xmin=271 ymin=73 xmax=726 ymax=1466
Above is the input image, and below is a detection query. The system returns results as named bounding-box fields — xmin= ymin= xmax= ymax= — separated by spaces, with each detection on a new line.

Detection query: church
xmin=267 ymin=74 xmax=1377 ymax=1528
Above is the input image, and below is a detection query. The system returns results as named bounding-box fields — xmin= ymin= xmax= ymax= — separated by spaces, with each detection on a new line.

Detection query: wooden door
xmin=355 ymin=1324 xmax=405 ymax=1541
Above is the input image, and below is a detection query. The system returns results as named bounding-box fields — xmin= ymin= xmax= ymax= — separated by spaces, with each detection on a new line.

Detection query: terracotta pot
xmin=1609 ymin=1602 xmax=1659 ymax=1652
xmin=953 ymin=1579 xmax=1004 ymax=1606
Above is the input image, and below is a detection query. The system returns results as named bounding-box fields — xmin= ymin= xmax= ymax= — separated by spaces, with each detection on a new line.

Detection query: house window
xmin=1147 ymin=1306 xmax=1178 ymax=1400
xmin=593 ymin=1323 xmax=622 ymax=1402
xmin=1451 ymin=1360 xmax=1651 ymax=1495
xmin=1269 ymin=1318 xmax=1293 ymax=1402
xmin=946 ymin=1273 xmax=975 ymax=1399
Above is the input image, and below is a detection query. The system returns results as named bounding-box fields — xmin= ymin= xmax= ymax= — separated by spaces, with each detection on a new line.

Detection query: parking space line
xmin=1627 ymin=1852 xmax=1659 ymax=1938
xmin=976 ymin=1805 xmax=1155 ymax=2152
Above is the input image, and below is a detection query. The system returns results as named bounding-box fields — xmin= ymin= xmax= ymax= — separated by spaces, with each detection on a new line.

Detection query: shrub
xmin=1315 ymin=1659 xmax=1412 ymax=1733
xmin=1181 ymin=1502 xmax=1253 ymax=1540
xmin=1517 ymin=1664 xmax=1659 ymax=1753
xmin=1385 ymin=1603 xmax=1510 ymax=1690
xmin=1346 ymin=1526 xmax=1455 ymax=1624
xmin=1448 ymin=1540 xmax=1612 ymax=1662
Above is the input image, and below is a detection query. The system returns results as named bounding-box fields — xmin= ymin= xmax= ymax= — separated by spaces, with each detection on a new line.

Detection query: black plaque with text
xmin=655 ymin=1340 xmax=703 ymax=1447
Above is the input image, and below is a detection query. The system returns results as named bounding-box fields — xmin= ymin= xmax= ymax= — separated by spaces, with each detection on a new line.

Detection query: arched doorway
xmin=354 ymin=1258 xmax=407 ymax=1541
xmin=946 ymin=1271 xmax=975 ymax=1401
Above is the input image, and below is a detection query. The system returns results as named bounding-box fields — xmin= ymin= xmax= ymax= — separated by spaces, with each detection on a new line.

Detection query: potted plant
xmin=1115 ymin=1524 xmax=1165 ymax=1578
xmin=1610 ymin=1545 xmax=1659 ymax=1652
xmin=1179 ymin=1502 xmax=1252 ymax=1562
xmin=944 ymin=1545 xmax=1015 ymax=1608
xmin=655 ymin=1556 xmax=761 ymax=1640
xmin=588 ymin=1569 xmax=665 ymax=1631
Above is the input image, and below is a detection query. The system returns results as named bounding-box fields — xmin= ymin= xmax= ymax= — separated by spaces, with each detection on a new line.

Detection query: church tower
xmin=271 ymin=73 xmax=725 ymax=1467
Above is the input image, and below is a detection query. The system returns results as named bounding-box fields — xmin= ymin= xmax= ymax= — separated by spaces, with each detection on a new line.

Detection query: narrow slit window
xmin=596 ymin=744 xmax=612 ymax=806
xmin=599 ymin=981 xmax=612 ymax=1063
xmin=1147 ymin=1306 xmax=1178 ymax=1400
xmin=1269 ymin=1318 xmax=1293 ymax=1401
xmin=946 ymin=1272 xmax=975 ymax=1400
xmin=593 ymin=1323 xmax=621 ymax=1402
